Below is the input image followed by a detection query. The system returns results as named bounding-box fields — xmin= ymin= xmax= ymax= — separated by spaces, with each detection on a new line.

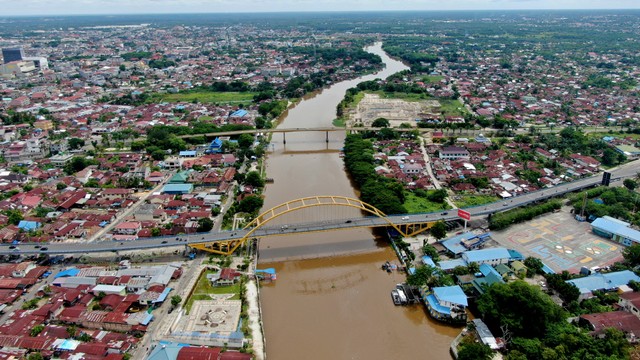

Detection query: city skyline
xmin=3 ymin=0 xmax=640 ymax=16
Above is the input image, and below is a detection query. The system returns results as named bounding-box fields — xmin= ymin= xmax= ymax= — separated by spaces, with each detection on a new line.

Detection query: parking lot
xmin=490 ymin=208 xmax=624 ymax=273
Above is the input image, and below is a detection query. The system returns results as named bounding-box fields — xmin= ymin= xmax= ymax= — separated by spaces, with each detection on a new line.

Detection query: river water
xmin=258 ymin=43 xmax=458 ymax=359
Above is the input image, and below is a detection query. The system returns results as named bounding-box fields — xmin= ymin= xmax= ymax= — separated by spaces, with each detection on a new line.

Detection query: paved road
xmin=2 ymin=160 xmax=637 ymax=256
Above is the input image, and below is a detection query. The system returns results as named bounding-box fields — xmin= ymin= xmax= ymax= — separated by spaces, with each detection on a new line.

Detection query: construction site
xmin=349 ymin=93 xmax=442 ymax=127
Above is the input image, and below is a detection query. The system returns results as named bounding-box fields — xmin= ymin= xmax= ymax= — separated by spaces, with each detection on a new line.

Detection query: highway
xmin=1 ymin=160 xmax=637 ymax=256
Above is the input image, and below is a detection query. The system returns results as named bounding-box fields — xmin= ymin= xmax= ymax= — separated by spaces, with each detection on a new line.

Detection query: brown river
xmin=258 ymin=43 xmax=459 ymax=359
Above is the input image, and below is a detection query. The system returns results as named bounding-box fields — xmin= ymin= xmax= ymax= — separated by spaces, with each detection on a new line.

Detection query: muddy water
xmin=259 ymin=43 xmax=459 ymax=359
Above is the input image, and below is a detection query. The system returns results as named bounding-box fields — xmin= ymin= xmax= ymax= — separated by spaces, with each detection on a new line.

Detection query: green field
xmin=150 ymin=91 xmax=256 ymax=104
xmin=453 ymin=194 xmax=499 ymax=208
xmin=185 ymin=269 xmax=242 ymax=314
xmin=404 ymin=192 xmax=451 ymax=213
xmin=421 ymin=75 xmax=445 ymax=84
xmin=439 ymin=99 xmax=468 ymax=116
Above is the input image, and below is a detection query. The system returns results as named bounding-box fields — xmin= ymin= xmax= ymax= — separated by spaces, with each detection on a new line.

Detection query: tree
xmin=624 ymin=179 xmax=637 ymax=191
xmin=68 ymin=138 xmax=85 ymax=150
xmin=244 ymin=171 xmax=265 ymax=188
xmin=237 ymin=134 xmax=254 ymax=149
xmin=477 ymin=280 xmax=566 ymax=338
xmin=30 ymin=325 xmax=44 ymax=337
xmin=237 ymin=196 xmax=264 ymax=215
xmin=171 ymin=295 xmax=182 ymax=308
xmin=56 ymin=182 xmax=67 ymax=191
xmin=197 ymin=218 xmax=214 ymax=232
xmin=457 ymin=342 xmax=493 ymax=360
xmin=407 ymin=265 xmax=436 ymax=287
xmin=372 ymin=117 xmax=390 ymax=128
xmin=623 ymin=243 xmax=640 ymax=266
xmin=422 ymin=243 xmax=439 ymax=261
xmin=524 ymin=257 xmax=544 ymax=275
xmin=430 ymin=221 xmax=447 ymax=240
xmin=27 ymin=353 xmax=43 ymax=360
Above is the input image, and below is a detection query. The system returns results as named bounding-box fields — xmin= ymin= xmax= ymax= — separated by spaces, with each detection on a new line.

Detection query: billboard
xmin=457 ymin=209 xmax=471 ymax=221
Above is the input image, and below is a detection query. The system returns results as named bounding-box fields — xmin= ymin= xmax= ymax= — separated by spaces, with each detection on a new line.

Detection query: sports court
xmin=490 ymin=208 xmax=624 ymax=273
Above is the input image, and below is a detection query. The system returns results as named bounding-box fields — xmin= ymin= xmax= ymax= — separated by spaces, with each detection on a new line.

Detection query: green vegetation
xmin=185 ymin=269 xmax=242 ymax=314
xmin=454 ymin=194 xmax=499 ymax=208
xmin=343 ymin=134 xmax=406 ymax=214
xmin=403 ymin=191 xmax=450 ymax=213
xmin=149 ymin=91 xmax=256 ymax=104
xmin=569 ymin=186 xmax=640 ymax=226
xmin=489 ymin=200 xmax=562 ymax=230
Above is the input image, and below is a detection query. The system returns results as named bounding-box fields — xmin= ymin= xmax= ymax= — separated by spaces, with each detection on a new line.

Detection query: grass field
xmin=404 ymin=192 xmax=451 ymax=213
xmin=439 ymin=99 xmax=468 ymax=116
xmin=421 ymin=75 xmax=445 ymax=84
xmin=150 ymin=91 xmax=256 ymax=104
xmin=185 ymin=269 xmax=242 ymax=314
xmin=454 ymin=194 xmax=499 ymax=208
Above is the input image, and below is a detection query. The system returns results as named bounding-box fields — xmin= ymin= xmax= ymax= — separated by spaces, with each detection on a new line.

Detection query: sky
xmin=3 ymin=0 xmax=640 ymax=16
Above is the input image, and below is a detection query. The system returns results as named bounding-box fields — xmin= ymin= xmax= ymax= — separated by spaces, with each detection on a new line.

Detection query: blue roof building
xmin=162 ymin=184 xmax=194 ymax=194
xmin=472 ymin=264 xmax=505 ymax=294
xmin=206 ymin=137 xmax=223 ymax=154
xmin=421 ymin=256 xmax=437 ymax=267
xmin=18 ymin=220 xmax=40 ymax=231
xmin=591 ymin=216 xmax=640 ymax=246
xmin=566 ymin=270 xmax=640 ymax=296
xmin=461 ymin=248 xmax=514 ymax=266
xmin=230 ymin=109 xmax=248 ymax=117
xmin=178 ymin=150 xmax=197 ymax=158
xmin=423 ymin=285 xmax=468 ymax=323
xmin=54 ymin=268 xmax=80 ymax=279
xmin=438 ymin=259 xmax=467 ymax=272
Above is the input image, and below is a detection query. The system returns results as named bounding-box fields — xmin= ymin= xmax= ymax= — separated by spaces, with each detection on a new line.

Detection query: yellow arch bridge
xmin=189 ymin=195 xmax=439 ymax=255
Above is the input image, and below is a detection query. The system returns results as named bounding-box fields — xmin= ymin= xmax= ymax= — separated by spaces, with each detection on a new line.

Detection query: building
xmin=566 ymin=270 xmax=640 ymax=298
xmin=2 ymin=48 xmax=24 ymax=63
xmin=422 ymin=285 xmax=468 ymax=323
xmin=591 ymin=216 xmax=640 ymax=246
xmin=162 ymin=184 xmax=194 ymax=195
xmin=50 ymin=154 xmax=74 ymax=168
xmin=438 ymin=146 xmax=470 ymax=160
xmin=461 ymin=248 xmax=522 ymax=266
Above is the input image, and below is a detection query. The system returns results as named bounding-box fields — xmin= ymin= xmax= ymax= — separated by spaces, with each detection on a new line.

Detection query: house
xmin=113 ymin=222 xmax=141 ymax=235
xmin=439 ymin=146 xmax=470 ymax=160
xmin=579 ymin=311 xmax=640 ymax=342
xmin=208 ymin=268 xmax=242 ymax=287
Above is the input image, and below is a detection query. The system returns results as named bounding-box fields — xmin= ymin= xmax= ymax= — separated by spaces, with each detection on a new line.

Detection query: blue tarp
xmin=54 ymin=268 xmax=80 ymax=279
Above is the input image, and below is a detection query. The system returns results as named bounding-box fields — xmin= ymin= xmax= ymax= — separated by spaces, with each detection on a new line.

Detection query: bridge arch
xmin=192 ymin=196 xmax=433 ymax=255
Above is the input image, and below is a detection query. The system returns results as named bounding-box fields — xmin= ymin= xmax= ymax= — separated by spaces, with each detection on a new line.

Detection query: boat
xmin=391 ymin=289 xmax=402 ymax=305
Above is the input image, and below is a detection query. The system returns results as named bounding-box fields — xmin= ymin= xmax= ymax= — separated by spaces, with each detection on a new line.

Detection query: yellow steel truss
xmin=189 ymin=195 xmax=435 ymax=255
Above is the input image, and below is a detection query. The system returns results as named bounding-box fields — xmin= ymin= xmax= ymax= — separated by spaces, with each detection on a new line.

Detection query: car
xmin=40 ymin=247 xmax=48 ymax=251
xmin=441 ymin=212 xmax=448 ymax=216
xmin=502 ymin=203 xmax=508 ymax=206
xmin=401 ymin=216 xmax=409 ymax=220
xmin=34 ymin=245 xmax=41 ymax=249
xmin=161 ymin=240 xmax=168 ymax=244
xmin=120 ymin=242 xmax=124 ymax=245
xmin=8 ymin=245 xmax=16 ymax=250
xmin=345 ymin=220 xmax=352 ymax=224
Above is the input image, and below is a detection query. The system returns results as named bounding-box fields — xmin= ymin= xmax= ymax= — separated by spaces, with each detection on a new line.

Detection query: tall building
xmin=2 ymin=47 xmax=24 ymax=64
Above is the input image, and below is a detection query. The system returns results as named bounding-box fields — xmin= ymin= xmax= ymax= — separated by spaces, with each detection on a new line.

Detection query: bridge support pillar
xmin=326 ymin=131 xmax=329 ymax=143
xmin=283 ymin=133 xmax=286 ymax=144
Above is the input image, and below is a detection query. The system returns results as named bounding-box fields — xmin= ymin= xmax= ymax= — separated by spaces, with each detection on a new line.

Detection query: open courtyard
xmin=490 ymin=207 xmax=624 ymax=273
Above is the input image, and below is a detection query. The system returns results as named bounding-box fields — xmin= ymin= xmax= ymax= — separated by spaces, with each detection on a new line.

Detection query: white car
xmin=401 ymin=216 xmax=409 ymax=220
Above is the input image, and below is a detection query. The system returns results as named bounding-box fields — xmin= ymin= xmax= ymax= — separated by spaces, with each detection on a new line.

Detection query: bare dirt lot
xmin=350 ymin=93 xmax=440 ymax=127
xmin=490 ymin=207 xmax=623 ymax=273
